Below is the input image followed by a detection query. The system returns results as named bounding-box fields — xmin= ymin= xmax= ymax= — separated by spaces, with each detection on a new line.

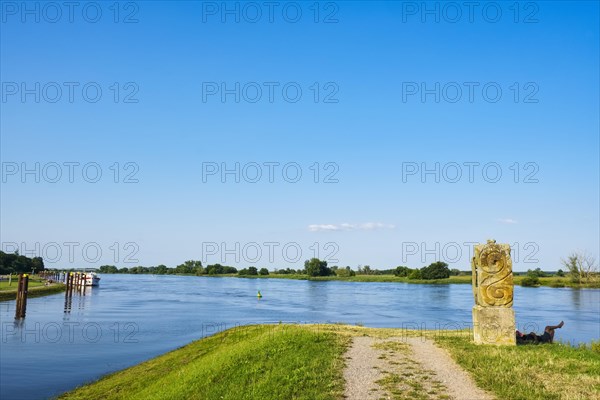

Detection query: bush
xmin=335 ymin=266 xmax=355 ymax=277
xmin=549 ymin=279 xmax=565 ymax=288
xmin=259 ymin=268 xmax=269 ymax=276
xmin=521 ymin=275 xmax=540 ymax=287
xmin=526 ymin=268 xmax=548 ymax=278
xmin=408 ymin=269 xmax=422 ymax=280
xmin=394 ymin=266 xmax=411 ymax=277
xmin=239 ymin=267 xmax=258 ymax=276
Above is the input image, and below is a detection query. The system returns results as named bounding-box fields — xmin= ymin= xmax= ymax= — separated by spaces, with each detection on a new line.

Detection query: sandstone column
xmin=471 ymin=239 xmax=516 ymax=345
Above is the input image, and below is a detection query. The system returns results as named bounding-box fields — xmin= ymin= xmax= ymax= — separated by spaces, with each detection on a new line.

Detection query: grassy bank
xmin=435 ymin=332 xmax=600 ymax=400
xmin=0 ymin=282 xmax=66 ymax=302
xmin=61 ymin=324 xmax=349 ymax=400
xmin=60 ymin=324 xmax=599 ymax=400
xmin=0 ymin=279 xmax=45 ymax=290
xmin=237 ymin=273 xmax=600 ymax=288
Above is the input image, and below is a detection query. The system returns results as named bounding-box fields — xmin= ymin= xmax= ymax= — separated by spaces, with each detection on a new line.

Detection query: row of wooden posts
xmin=65 ymin=272 xmax=88 ymax=294
xmin=14 ymin=272 xmax=88 ymax=319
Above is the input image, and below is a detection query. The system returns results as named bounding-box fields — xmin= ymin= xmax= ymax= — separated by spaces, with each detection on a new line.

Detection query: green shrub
xmin=394 ymin=266 xmax=411 ymax=277
xmin=408 ymin=269 xmax=422 ymax=279
xmin=335 ymin=266 xmax=355 ymax=277
xmin=549 ymin=279 xmax=565 ymax=288
xmin=521 ymin=275 xmax=540 ymax=287
xmin=259 ymin=268 xmax=269 ymax=276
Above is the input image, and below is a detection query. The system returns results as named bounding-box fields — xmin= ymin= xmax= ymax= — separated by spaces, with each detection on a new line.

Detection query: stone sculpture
xmin=471 ymin=239 xmax=516 ymax=345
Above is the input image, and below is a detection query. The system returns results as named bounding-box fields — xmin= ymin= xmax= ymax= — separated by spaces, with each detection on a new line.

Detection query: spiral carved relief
xmin=471 ymin=239 xmax=514 ymax=307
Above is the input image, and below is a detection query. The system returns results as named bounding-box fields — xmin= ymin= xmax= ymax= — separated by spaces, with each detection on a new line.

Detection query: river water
xmin=1 ymin=274 xmax=598 ymax=399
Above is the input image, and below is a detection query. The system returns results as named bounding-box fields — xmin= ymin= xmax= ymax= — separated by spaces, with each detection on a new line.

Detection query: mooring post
xmin=15 ymin=274 xmax=23 ymax=319
xmin=21 ymin=274 xmax=29 ymax=318
xmin=68 ymin=272 xmax=74 ymax=294
xmin=15 ymin=274 xmax=29 ymax=319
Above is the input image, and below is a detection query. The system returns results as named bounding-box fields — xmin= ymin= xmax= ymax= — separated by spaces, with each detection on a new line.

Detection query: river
xmin=1 ymin=274 xmax=598 ymax=399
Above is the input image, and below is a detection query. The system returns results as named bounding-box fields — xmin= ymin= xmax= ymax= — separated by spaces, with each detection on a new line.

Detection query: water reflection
xmin=63 ymin=285 xmax=96 ymax=313
xmin=570 ymin=288 xmax=581 ymax=309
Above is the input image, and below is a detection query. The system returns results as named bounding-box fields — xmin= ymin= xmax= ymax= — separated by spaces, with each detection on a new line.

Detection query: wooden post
xmin=21 ymin=274 xmax=29 ymax=317
xmin=14 ymin=274 xmax=22 ymax=319
xmin=68 ymin=272 xmax=74 ymax=294
xmin=15 ymin=274 xmax=29 ymax=319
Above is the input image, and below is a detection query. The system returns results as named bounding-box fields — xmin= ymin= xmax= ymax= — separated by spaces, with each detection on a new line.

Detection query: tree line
xmin=0 ymin=251 xmax=45 ymax=275
xmin=2 ymin=250 xmax=595 ymax=284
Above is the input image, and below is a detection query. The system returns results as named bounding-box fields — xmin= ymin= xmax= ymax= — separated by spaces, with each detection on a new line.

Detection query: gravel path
xmin=343 ymin=336 xmax=495 ymax=400
xmin=406 ymin=337 xmax=495 ymax=400
xmin=343 ymin=336 xmax=388 ymax=400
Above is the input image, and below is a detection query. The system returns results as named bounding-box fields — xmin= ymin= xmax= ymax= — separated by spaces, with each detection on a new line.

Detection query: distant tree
xmin=562 ymin=252 xmax=598 ymax=284
xmin=259 ymin=268 xmax=269 ymax=276
xmin=527 ymin=268 xmax=548 ymax=278
xmin=176 ymin=260 xmax=202 ymax=274
xmin=119 ymin=267 xmax=129 ymax=273
xmin=275 ymin=267 xmax=298 ymax=275
xmin=556 ymin=269 xmax=565 ymax=277
xmin=450 ymin=268 xmax=461 ymax=276
xmin=335 ymin=266 xmax=355 ymax=277
xmin=304 ymin=258 xmax=332 ymax=277
xmin=99 ymin=265 xmax=119 ymax=274
xmin=155 ymin=264 xmax=169 ymax=274
xmin=247 ymin=266 xmax=258 ymax=275
xmin=31 ymin=257 xmax=45 ymax=272
xmin=420 ymin=261 xmax=450 ymax=280
xmin=0 ymin=251 xmax=46 ymax=274
xmin=394 ymin=266 xmax=411 ymax=277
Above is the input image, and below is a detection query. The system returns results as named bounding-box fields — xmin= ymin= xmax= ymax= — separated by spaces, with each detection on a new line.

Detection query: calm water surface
xmin=1 ymin=275 xmax=599 ymax=399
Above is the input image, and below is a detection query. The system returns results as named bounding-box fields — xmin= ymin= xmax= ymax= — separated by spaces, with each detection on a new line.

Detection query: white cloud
xmin=308 ymin=224 xmax=340 ymax=232
xmin=308 ymin=222 xmax=395 ymax=232
xmin=498 ymin=218 xmax=518 ymax=224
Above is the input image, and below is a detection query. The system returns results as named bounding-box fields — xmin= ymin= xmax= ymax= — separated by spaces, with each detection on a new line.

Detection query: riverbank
xmin=60 ymin=324 xmax=600 ymax=400
xmin=0 ymin=282 xmax=66 ymax=302
xmin=236 ymin=273 xmax=600 ymax=288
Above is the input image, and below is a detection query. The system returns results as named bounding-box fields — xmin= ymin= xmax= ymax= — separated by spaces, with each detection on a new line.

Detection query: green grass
xmin=433 ymin=332 xmax=600 ymax=400
xmin=0 ymin=279 xmax=44 ymax=290
xmin=238 ymin=273 xmax=474 ymax=284
xmin=60 ymin=324 xmax=350 ymax=400
xmin=0 ymin=280 xmax=65 ymax=301
xmin=238 ymin=274 xmax=600 ymax=288
xmin=58 ymin=324 xmax=600 ymax=400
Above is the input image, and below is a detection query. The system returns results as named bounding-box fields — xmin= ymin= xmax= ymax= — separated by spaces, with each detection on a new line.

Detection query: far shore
xmin=90 ymin=272 xmax=600 ymax=289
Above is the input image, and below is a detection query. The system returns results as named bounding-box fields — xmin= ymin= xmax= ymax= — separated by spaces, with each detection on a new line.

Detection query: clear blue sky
xmin=1 ymin=1 xmax=598 ymax=271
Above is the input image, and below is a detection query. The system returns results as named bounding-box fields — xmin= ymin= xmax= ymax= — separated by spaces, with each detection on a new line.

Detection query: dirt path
xmin=343 ymin=336 xmax=388 ymax=399
xmin=343 ymin=336 xmax=494 ymax=400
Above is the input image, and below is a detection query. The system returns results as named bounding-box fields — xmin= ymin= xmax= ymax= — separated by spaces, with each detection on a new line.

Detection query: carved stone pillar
xmin=471 ymin=239 xmax=516 ymax=345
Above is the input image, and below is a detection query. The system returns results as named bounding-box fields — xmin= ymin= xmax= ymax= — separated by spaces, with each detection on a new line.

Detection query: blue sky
xmin=1 ymin=1 xmax=598 ymax=271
